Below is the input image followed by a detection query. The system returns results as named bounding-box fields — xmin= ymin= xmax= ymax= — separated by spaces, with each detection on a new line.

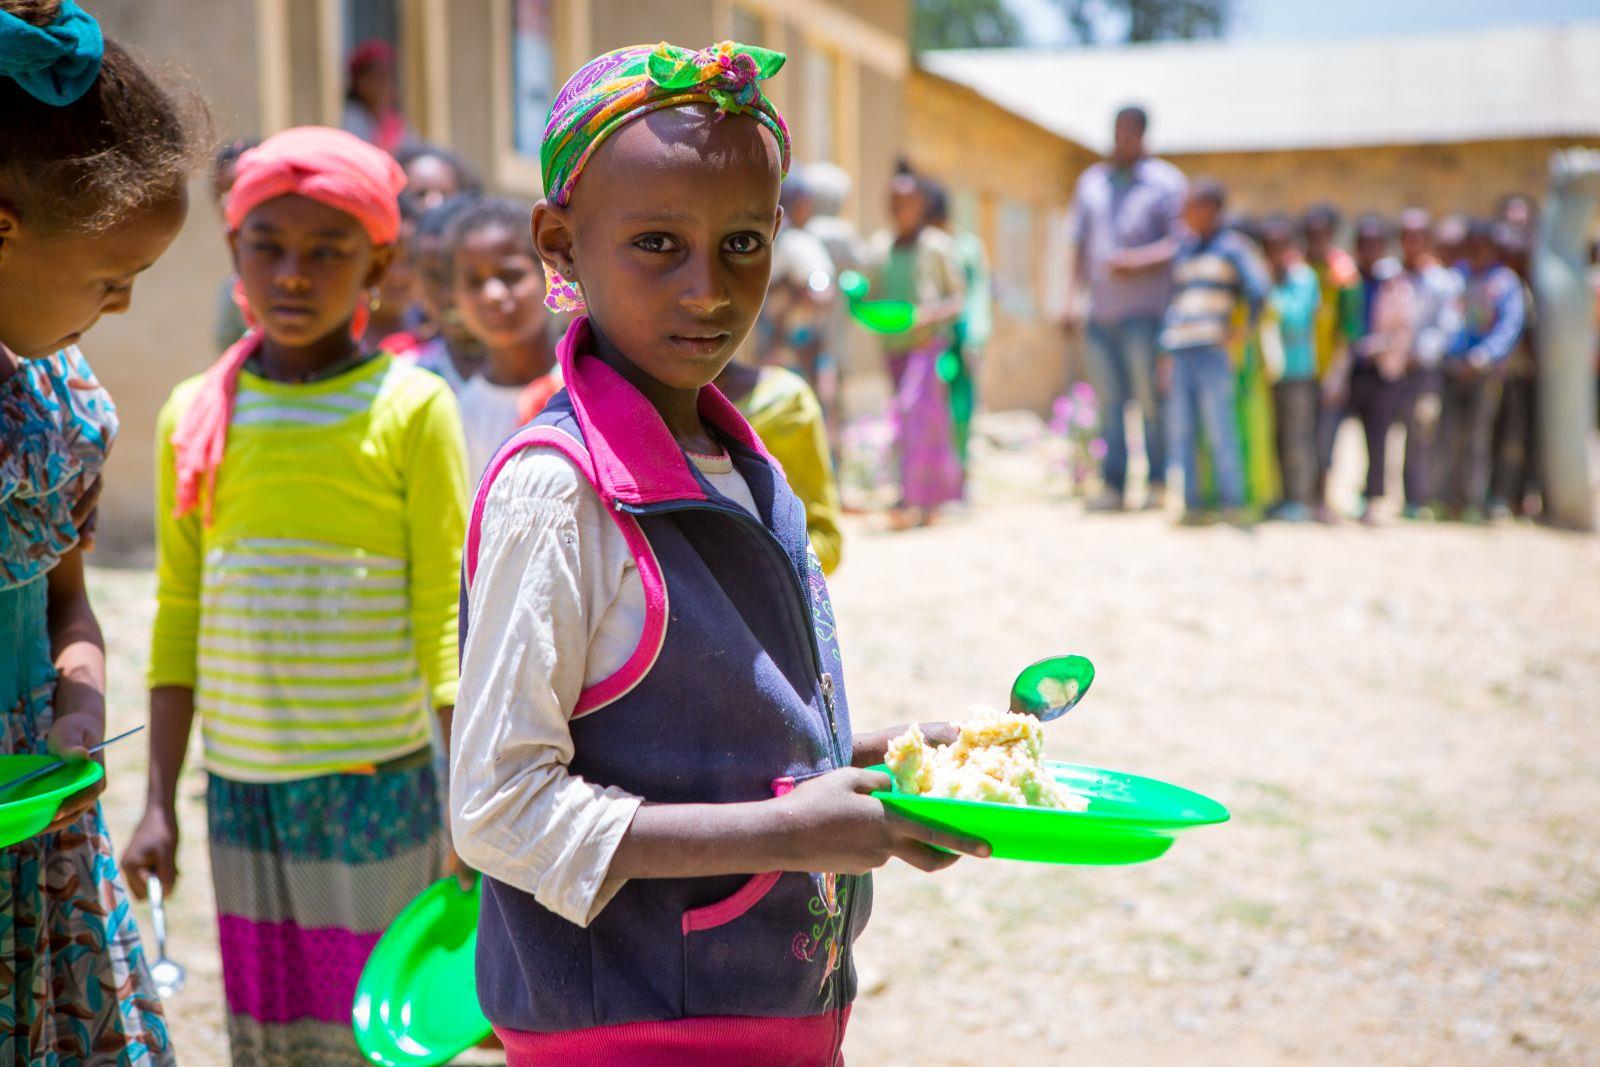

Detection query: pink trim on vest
xmin=465 ymin=319 xmax=791 ymax=717
xmin=680 ymin=872 xmax=782 ymax=934
xmin=555 ymin=316 xmax=785 ymax=504
xmin=494 ymin=1009 xmax=848 ymax=1066
xmin=676 ymin=774 xmax=801 ymax=934
xmin=465 ymin=425 xmax=669 ymax=718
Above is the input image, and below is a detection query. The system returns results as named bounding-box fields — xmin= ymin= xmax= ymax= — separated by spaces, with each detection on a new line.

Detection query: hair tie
xmin=0 ymin=0 xmax=103 ymax=107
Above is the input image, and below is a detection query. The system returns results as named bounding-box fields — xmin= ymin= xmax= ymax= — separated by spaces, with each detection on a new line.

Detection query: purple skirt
xmin=887 ymin=344 xmax=964 ymax=510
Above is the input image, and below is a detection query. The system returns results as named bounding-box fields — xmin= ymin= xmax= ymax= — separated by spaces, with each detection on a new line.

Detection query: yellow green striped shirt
xmin=149 ymin=354 xmax=469 ymax=783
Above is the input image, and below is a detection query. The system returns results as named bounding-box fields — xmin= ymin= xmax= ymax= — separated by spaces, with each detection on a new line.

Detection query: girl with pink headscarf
xmin=121 ymin=126 xmax=470 ymax=1066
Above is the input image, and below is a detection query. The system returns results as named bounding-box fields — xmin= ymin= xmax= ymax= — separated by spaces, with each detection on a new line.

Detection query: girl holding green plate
xmin=0 ymin=1 xmax=202 ymax=1060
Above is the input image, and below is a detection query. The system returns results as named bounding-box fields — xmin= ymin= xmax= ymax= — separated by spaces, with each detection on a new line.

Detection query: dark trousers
xmin=1437 ymin=370 xmax=1504 ymax=512
xmin=1273 ymin=379 xmax=1320 ymax=507
xmin=1345 ymin=363 xmax=1403 ymax=501
xmin=1491 ymin=372 xmax=1539 ymax=512
xmin=1400 ymin=367 xmax=1444 ymax=508
xmin=1085 ymin=316 xmax=1167 ymax=494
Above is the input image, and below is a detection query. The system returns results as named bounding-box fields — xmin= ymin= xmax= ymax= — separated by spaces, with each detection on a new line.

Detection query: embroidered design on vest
xmin=792 ymin=874 xmax=851 ymax=1003
xmin=806 ymin=551 xmax=841 ymax=662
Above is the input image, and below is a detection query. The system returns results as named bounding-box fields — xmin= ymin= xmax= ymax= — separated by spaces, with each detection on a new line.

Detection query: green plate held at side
xmin=353 ymin=876 xmax=491 ymax=1066
xmin=849 ymin=299 xmax=918 ymax=334
xmin=0 ymin=755 xmax=104 ymax=848
xmin=871 ymin=760 xmax=1228 ymax=865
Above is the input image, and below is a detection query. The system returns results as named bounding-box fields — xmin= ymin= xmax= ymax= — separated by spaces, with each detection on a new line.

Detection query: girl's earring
xmin=350 ymin=287 xmax=377 ymax=341
xmin=543 ymin=261 xmax=585 ymax=314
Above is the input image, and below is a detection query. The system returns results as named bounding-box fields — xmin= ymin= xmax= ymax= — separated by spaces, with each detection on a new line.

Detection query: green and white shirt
xmin=150 ymin=354 xmax=469 ymax=783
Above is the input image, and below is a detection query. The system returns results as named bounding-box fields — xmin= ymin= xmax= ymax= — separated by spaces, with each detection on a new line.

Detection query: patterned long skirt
xmin=887 ymin=344 xmax=965 ymax=511
xmin=0 ymin=578 xmax=175 ymax=1065
xmin=206 ymin=756 xmax=442 ymax=1066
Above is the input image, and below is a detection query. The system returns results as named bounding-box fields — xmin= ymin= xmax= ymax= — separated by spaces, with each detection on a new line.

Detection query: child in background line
xmin=212 ymin=137 xmax=262 ymax=353
xmin=122 ymin=127 xmax=470 ymax=1066
xmin=1301 ymin=204 xmax=1362 ymax=521
xmin=363 ymin=191 xmax=425 ymax=357
xmin=1395 ymin=209 xmax=1464 ymax=520
xmin=1489 ymin=223 xmax=1539 ymax=518
xmin=926 ymin=181 xmax=994 ymax=479
xmin=451 ymin=42 xmax=982 ymax=1066
xmin=714 ymin=358 xmax=844 ymax=573
xmin=1344 ymin=214 xmax=1411 ymax=522
xmin=446 ymin=197 xmax=560 ymax=477
xmin=412 ymin=193 xmax=486 ymax=393
xmin=1437 ymin=220 xmax=1525 ymax=521
xmin=1257 ymin=215 xmax=1322 ymax=521
xmin=0 ymin=0 xmax=203 ymax=1058
xmin=394 ymin=142 xmax=482 ymax=214
xmin=1160 ymin=178 xmax=1266 ymax=523
xmin=1223 ymin=216 xmax=1281 ymax=512
xmin=760 ymin=175 xmax=836 ymax=394
xmin=866 ymin=171 xmax=967 ymax=528
xmin=342 ymin=39 xmax=415 ymax=154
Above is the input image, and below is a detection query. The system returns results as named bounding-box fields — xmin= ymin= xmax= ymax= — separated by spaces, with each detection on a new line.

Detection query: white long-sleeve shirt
xmin=450 ymin=444 xmax=757 ymax=926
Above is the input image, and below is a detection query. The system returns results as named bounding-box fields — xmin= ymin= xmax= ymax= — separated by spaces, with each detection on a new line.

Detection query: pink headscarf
xmin=170 ymin=126 xmax=406 ymax=522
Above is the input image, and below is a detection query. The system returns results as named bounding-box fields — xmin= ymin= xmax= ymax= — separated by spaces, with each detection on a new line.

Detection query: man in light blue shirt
xmin=1065 ymin=105 xmax=1188 ymax=511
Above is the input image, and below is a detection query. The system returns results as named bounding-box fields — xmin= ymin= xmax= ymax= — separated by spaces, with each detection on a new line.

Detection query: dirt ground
xmin=86 ymin=429 xmax=1600 ymax=1066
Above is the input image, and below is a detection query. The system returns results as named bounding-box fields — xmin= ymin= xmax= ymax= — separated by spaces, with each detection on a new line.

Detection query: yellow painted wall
xmin=903 ymin=70 xmax=1097 ymax=415
xmin=1168 ymin=138 xmax=1582 ymax=221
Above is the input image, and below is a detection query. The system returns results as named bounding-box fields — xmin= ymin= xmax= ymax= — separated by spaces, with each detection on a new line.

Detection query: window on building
xmin=802 ymin=46 xmax=838 ymax=163
xmin=344 ymin=0 xmax=398 ymax=55
xmin=995 ymin=199 xmax=1036 ymax=317
xmin=511 ymin=0 xmax=557 ymax=157
xmin=731 ymin=6 xmax=768 ymax=46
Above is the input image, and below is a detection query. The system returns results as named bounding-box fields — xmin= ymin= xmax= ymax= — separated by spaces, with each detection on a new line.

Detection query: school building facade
xmin=82 ymin=8 xmax=1600 ymax=541
xmin=89 ymin=0 xmax=915 ymax=543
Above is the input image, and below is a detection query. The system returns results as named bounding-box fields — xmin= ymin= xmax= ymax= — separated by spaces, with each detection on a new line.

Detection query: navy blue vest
xmin=463 ymin=374 xmax=869 ymax=1044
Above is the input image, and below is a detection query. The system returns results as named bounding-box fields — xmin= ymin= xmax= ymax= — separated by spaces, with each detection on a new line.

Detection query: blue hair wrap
xmin=0 ymin=0 xmax=103 ymax=106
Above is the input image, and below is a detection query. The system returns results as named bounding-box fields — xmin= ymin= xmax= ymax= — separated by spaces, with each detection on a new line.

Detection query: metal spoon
xmin=145 ymin=875 xmax=187 ymax=998
xmin=1008 ymin=655 xmax=1096 ymax=720
xmin=0 ymin=725 xmax=145 ymax=797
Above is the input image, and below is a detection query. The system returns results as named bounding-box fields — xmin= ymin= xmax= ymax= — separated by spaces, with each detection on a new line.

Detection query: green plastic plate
xmin=0 ymin=755 xmax=104 ymax=847
xmin=849 ymin=299 xmax=917 ymax=334
xmin=353 ymin=877 xmax=491 ymax=1066
xmin=871 ymin=760 xmax=1229 ymax=865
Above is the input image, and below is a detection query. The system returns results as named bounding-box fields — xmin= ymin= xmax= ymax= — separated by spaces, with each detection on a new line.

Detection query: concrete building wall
xmin=1169 ymin=138 xmax=1581 ymax=221
xmin=903 ymin=71 xmax=1096 ymax=414
xmin=90 ymin=0 xmax=262 ymax=552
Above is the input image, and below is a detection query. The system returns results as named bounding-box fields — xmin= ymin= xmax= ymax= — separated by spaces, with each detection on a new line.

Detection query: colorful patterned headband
xmin=538 ymin=40 xmax=792 ymax=313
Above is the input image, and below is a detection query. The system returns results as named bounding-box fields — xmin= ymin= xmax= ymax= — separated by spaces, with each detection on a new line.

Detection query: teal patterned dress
xmin=0 ymin=348 xmax=175 ymax=1065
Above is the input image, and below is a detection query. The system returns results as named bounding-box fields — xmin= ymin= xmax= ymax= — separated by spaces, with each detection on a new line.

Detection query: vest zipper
xmin=619 ymin=497 xmax=856 ymax=1048
xmin=617 ymin=498 xmax=848 ymax=769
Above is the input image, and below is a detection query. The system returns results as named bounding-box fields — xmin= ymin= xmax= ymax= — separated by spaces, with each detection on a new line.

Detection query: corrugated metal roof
xmin=920 ymin=23 xmax=1600 ymax=155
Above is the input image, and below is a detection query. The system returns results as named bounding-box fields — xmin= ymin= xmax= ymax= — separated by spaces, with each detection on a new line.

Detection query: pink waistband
xmin=495 ymin=1009 xmax=849 ymax=1067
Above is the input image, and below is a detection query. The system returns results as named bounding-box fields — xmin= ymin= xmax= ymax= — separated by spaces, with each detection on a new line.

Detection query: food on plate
xmin=883 ymin=708 xmax=1087 ymax=810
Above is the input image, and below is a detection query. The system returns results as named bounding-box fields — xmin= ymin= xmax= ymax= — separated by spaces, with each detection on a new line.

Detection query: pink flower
xmin=1088 ymin=437 xmax=1108 ymax=460
xmin=1072 ymin=380 xmax=1096 ymax=405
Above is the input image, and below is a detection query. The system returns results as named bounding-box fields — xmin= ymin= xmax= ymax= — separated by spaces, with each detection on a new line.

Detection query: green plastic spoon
xmin=1008 ymin=655 xmax=1095 ymax=720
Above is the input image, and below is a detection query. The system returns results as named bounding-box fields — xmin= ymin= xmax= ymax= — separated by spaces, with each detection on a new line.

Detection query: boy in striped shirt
xmin=1160 ymin=178 xmax=1268 ymax=522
